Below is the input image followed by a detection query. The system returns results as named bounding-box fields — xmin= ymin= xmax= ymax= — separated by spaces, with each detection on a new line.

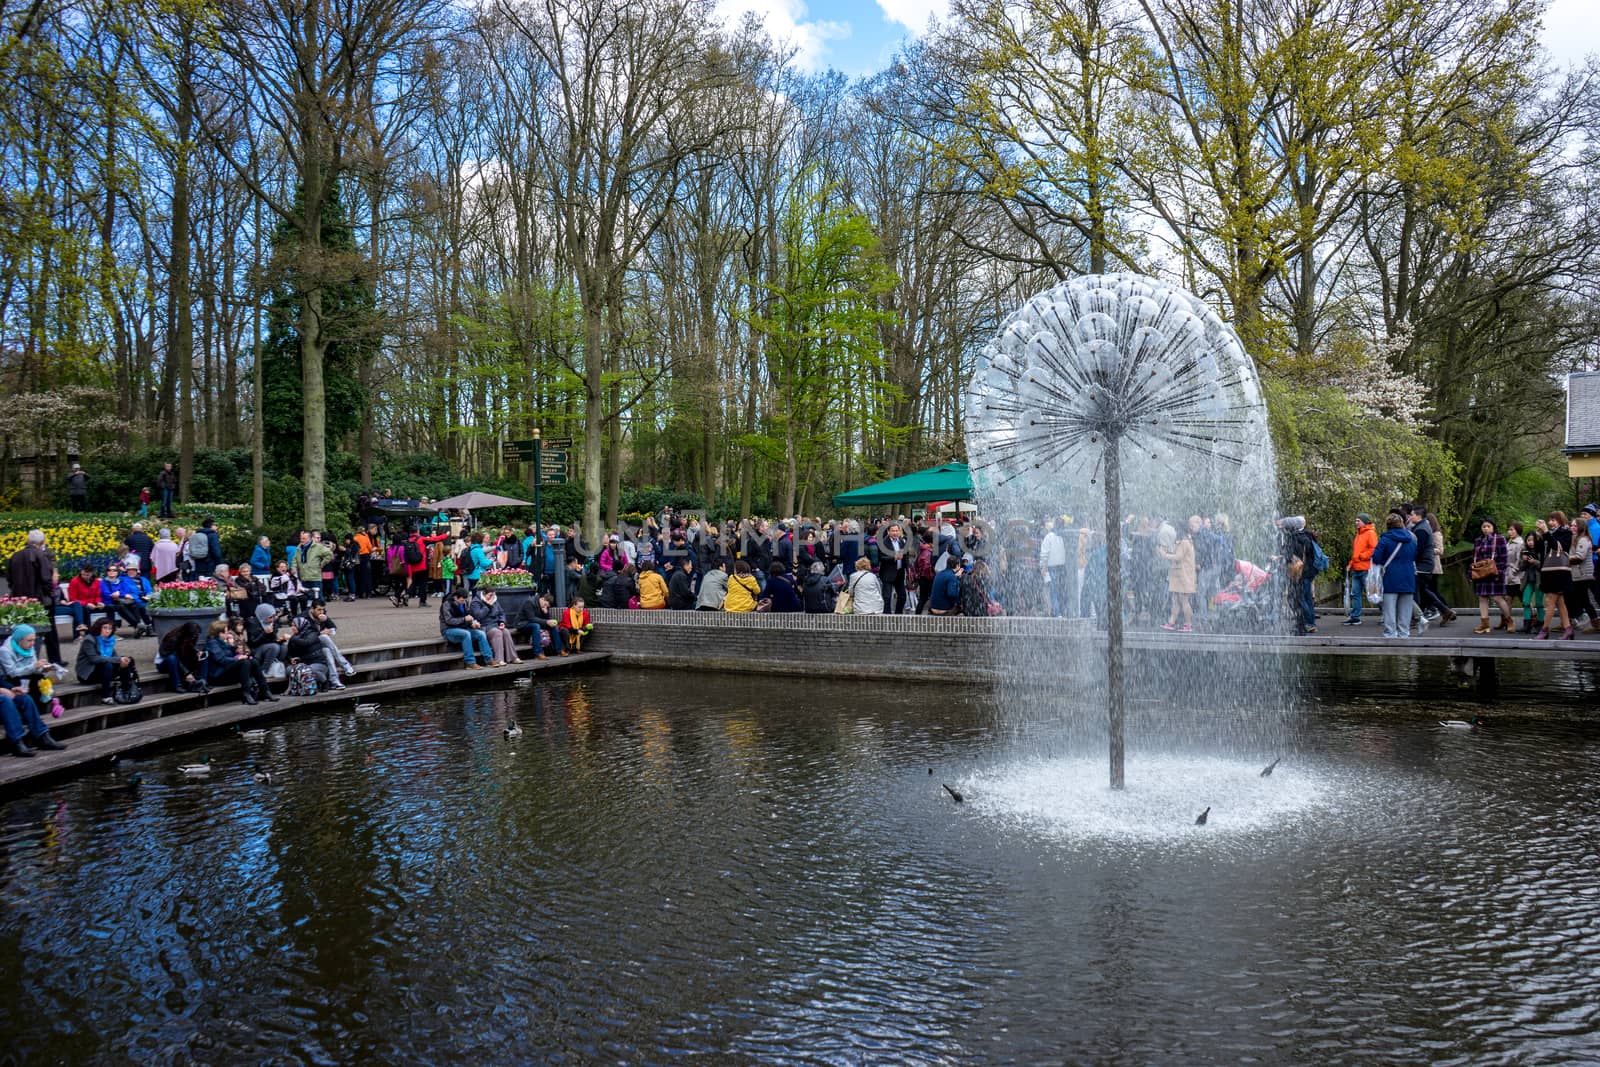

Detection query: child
xmin=560 ymin=597 xmax=592 ymax=654
xmin=441 ymin=543 xmax=458 ymax=598
xmin=138 ymin=486 xmax=151 ymax=518
xmin=268 ymin=560 xmax=306 ymax=618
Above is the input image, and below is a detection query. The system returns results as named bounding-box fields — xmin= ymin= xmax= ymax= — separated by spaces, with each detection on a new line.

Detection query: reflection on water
xmin=0 ymin=669 xmax=1598 ymax=1064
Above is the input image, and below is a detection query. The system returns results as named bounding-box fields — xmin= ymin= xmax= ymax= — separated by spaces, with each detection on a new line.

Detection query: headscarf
xmin=9 ymin=624 xmax=37 ymax=666
xmin=255 ymin=603 xmax=278 ymax=627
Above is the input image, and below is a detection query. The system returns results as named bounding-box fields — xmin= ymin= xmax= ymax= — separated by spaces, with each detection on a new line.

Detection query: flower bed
xmin=0 ymin=521 xmax=126 ymax=574
xmin=149 ymin=580 xmax=225 ymax=610
xmin=0 ymin=597 xmax=49 ymax=628
xmin=0 ymin=513 xmax=238 ymax=574
xmin=475 ymin=567 xmax=535 ymax=590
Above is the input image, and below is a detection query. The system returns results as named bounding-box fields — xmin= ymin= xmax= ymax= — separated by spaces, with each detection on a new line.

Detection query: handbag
xmin=834 ymin=574 xmax=860 ymax=615
xmin=114 ymin=670 xmax=142 ymax=705
xmin=1470 ymin=557 xmax=1498 ymax=580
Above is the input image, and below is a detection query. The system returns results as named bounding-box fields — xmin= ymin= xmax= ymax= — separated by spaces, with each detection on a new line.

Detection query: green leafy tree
xmin=749 ymin=183 xmax=899 ymax=516
xmin=260 ymin=181 xmax=372 ymax=477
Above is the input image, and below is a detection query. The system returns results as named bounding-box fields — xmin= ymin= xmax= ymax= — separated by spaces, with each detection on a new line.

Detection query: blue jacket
xmin=1373 ymin=527 xmax=1417 ymax=594
xmin=206 ymin=528 xmax=223 ymax=565
xmin=250 ymin=544 xmax=272 ymax=573
xmin=930 ymin=568 xmax=962 ymax=611
xmin=467 ymin=544 xmax=492 ymax=581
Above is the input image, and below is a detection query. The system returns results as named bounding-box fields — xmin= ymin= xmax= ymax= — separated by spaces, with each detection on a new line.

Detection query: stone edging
xmin=589 ymin=608 xmax=1095 ymax=637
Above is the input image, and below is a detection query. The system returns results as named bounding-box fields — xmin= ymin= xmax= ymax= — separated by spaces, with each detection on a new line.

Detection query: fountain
xmin=965 ymin=273 xmax=1276 ymax=790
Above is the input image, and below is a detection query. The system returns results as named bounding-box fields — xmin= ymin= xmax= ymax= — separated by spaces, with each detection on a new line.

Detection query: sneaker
xmin=1160 ymin=622 xmax=1177 ymax=631
xmin=1417 ymin=615 xmax=1429 ymax=633
xmin=1423 ymin=610 xmax=1440 ymax=621
xmin=1342 ymin=619 xmax=1362 ymax=626
xmin=342 ymin=665 xmax=357 ymax=677
xmin=1180 ymin=624 xmax=1193 ymax=632
xmin=101 ymin=697 xmax=116 ymax=705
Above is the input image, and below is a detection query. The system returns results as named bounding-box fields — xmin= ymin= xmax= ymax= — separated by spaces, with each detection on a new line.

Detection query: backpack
xmin=404 ymin=540 xmax=423 ymax=566
xmin=1309 ymin=539 xmax=1329 ymax=575
xmin=503 ymin=538 xmax=523 ymax=568
xmin=188 ymin=530 xmax=210 ymax=560
xmin=456 ymin=546 xmax=474 ymax=574
xmin=287 ymin=661 xmax=318 ymax=697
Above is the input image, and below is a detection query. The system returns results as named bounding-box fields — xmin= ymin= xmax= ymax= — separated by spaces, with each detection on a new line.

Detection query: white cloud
xmin=873 ymin=0 xmax=948 ymax=35
xmin=1542 ymin=0 xmax=1600 ymax=69
xmin=717 ymin=0 xmax=850 ymax=72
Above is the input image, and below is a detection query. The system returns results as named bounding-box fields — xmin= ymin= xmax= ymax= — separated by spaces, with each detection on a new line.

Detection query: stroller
xmin=1209 ymin=559 xmax=1275 ymax=632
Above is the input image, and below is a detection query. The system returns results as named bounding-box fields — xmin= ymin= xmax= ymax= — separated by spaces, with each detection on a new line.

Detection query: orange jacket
xmin=1349 ymin=523 xmax=1377 ymax=572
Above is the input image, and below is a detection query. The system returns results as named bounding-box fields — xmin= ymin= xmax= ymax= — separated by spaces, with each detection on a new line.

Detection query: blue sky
xmin=721 ymin=0 xmax=1597 ymax=81
xmin=717 ymin=0 xmax=944 ymax=77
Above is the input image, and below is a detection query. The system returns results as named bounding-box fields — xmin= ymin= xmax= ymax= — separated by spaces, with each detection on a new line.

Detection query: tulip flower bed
xmin=149 ymin=580 xmax=225 ymax=610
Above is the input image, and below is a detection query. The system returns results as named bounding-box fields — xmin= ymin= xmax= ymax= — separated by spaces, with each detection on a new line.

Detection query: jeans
xmin=443 ymin=626 xmax=491 ymax=665
xmin=1381 ymin=592 xmax=1415 ymax=637
xmin=1416 ymin=573 xmax=1449 ymax=616
xmin=70 ymin=495 xmax=86 ymax=512
xmin=0 ymin=691 xmax=48 ymax=742
xmin=1047 ymin=565 xmax=1068 ymax=616
xmin=302 ymin=580 xmax=323 ymax=603
xmin=1298 ymin=576 xmax=1317 ymax=631
xmin=160 ymin=487 xmax=175 ymax=517
xmin=1347 ymin=570 xmax=1367 ymax=620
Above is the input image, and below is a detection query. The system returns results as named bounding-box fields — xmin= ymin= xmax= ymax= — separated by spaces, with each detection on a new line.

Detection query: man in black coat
xmin=667 ymin=556 xmax=697 ymax=609
xmin=877 ymin=522 xmax=909 ymax=615
xmin=125 ymin=522 xmax=156 ymax=580
xmin=7 ymin=531 xmax=62 ymax=662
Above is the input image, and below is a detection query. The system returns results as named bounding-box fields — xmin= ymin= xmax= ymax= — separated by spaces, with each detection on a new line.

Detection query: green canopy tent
xmin=831 ymin=462 xmax=973 ymax=509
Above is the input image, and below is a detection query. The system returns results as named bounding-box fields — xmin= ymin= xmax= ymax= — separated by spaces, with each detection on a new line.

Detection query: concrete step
xmin=36 ymin=633 xmax=552 ymax=739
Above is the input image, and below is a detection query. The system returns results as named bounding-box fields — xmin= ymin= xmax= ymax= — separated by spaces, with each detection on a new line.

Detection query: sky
xmin=717 ymin=0 xmax=1600 ymax=79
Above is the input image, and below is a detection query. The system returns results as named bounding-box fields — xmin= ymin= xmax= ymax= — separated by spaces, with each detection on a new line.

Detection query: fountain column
xmin=1104 ymin=435 xmax=1125 ymax=790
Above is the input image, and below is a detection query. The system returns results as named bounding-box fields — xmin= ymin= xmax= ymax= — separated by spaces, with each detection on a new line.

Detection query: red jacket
xmin=409 ymin=532 xmax=449 ymax=575
xmin=1349 ymin=523 xmax=1377 ymax=572
xmin=68 ymin=575 xmax=104 ymax=605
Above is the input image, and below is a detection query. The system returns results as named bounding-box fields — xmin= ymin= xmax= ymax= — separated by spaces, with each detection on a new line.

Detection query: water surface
xmin=1 ymin=668 xmax=1596 ymax=1064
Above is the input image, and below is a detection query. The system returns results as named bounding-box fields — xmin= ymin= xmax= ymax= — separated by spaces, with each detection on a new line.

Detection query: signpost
xmin=520 ymin=431 xmax=572 ymax=546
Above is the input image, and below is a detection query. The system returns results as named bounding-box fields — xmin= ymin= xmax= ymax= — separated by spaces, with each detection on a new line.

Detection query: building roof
xmin=1566 ymin=372 xmax=1600 ymax=453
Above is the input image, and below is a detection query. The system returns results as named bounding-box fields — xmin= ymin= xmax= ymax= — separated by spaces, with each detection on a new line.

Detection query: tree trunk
xmin=172 ymin=39 xmax=196 ymax=503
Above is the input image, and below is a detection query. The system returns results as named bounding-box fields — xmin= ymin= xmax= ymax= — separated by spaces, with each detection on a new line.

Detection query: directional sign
xmin=504 ymin=438 xmax=538 ymax=462
xmin=541 ymin=437 xmax=573 ymax=449
xmin=539 ymin=449 xmax=568 ymax=473
xmin=541 ymin=473 xmax=568 ymax=485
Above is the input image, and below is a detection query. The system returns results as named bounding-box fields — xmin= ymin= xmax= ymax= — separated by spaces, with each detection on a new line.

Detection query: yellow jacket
xmin=723 ymin=574 xmax=761 ymax=612
xmin=638 ymin=570 xmax=668 ymax=609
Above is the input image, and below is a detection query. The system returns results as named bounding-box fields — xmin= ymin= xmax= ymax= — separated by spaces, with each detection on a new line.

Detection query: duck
xmin=178 ymin=757 xmax=212 ymax=776
xmin=354 ymin=702 xmax=381 ymax=714
xmin=1260 ymin=758 xmax=1281 ymax=777
xmin=504 ymin=721 xmax=523 ymax=739
xmin=252 ymin=770 xmax=274 ymax=784
xmin=103 ymin=772 xmax=143 ymax=794
xmin=942 ymin=783 xmax=964 ymax=804
xmin=1439 ymin=716 xmax=1483 ymax=730
xmin=1195 ymin=806 xmax=1210 ymax=826
xmin=238 ymin=728 xmax=267 ymax=741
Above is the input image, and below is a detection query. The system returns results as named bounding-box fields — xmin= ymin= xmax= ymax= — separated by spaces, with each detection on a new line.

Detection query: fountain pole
xmin=1103 ymin=434 xmax=1125 ymax=790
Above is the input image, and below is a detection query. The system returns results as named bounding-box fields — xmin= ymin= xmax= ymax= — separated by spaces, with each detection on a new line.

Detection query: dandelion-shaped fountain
xmin=966 ymin=273 xmax=1272 ymax=790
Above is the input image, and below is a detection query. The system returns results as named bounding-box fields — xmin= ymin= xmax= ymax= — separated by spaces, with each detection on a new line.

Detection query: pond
xmin=1 ymin=665 xmax=1597 ymax=1064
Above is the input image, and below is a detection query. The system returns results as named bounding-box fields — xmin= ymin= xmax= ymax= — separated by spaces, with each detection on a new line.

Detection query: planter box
xmin=150 ymin=606 xmax=222 ymax=642
xmin=488 ymin=586 xmax=536 ymax=620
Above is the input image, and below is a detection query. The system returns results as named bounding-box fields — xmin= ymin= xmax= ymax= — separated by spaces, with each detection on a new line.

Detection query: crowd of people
xmin=4 ymin=481 xmax=1594 ymax=760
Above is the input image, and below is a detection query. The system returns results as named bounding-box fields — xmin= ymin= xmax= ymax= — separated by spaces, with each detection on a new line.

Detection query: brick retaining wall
xmin=585 ymin=609 xmax=1097 ymax=684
